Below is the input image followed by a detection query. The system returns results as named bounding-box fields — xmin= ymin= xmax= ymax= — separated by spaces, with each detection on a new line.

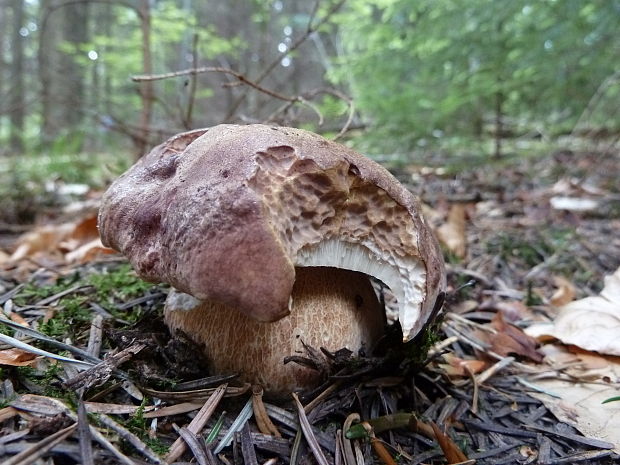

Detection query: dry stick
xmin=133 ymin=66 xmax=354 ymax=139
xmin=3 ymin=423 xmax=77 ymax=465
xmin=173 ymin=425 xmax=209 ymax=465
xmin=64 ymin=343 xmax=146 ymax=391
xmin=240 ymin=422 xmax=259 ymax=465
xmin=35 ymin=284 xmax=91 ymax=306
xmin=463 ymin=365 xmax=479 ymax=415
xmin=335 ymin=429 xmax=344 ymax=465
xmin=86 ymin=314 xmax=104 ymax=358
xmin=13 ymin=394 xmax=136 ymax=465
xmin=77 ymin=396 xmax=95 ymax=465
xmin=292 ymin=392 xmax=330 ymax=465
xmin=133 ymin=66 xmax=293 ymax=101
xmin=165 ymin=384 xmax=228 ymax=463
xmin=475 ymin=356 xmax=515 ymax=385
xmin=97 ymin=414 xmax=164 ymax=465
xmin=223 ymin=0 xmax=347 ymax=120
xmin=304 ymin=381 xmax=342 ymax=414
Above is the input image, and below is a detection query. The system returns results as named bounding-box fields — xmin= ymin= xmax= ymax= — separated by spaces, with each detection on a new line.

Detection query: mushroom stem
xmin=164 ymin=267 xmax=384 ymax=396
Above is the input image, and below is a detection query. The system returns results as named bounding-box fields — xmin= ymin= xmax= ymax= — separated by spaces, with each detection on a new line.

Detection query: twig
xmin=167 ymin=384 xmax=228 ymax=462
xmin=475 ymin=356 xmax=515 ymax=385
xmin=133 ymin=66 xmax=294 ymax=100
xmin=64 ymin=342 xmax=146 ymax=390
xmin=77 ymin=396 xmax=94 ymax=465
xmin=35 ymin=284 xmax=91 ymax=306
xmin=173 ymin=425 xmax=209 ymax=465
xmin=0 ymin=316 xmax=102 ymax=364
xmin=464 ymin=365 xmax=479 ymax=415
xmin=224 ymin=0 xmax=347 ymax=120
xmin=240 ymin=422 xmax=259 ymax=465
xmin=3 ymin=423 xmax=77 ymax=465
xmin=86 ymin=314 xmax=104 ymax=358
xmin=304 ymin=381 xmax=341 ymax=414
xmin=97 ymin=413 xmax=165 ymax=464
xmin=0 ymin=332 xmax=94 ymax=368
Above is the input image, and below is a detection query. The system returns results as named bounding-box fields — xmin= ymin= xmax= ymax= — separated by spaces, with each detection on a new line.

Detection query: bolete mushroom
xmin=98 ymin=124 xmax=445 ymax=395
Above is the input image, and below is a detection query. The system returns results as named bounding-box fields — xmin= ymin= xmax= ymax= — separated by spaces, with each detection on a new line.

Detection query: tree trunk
xmin=39 ymin=0 xmax=64 ymax=146
xmin=9 ymin=0 xmax=25 ymax=153
xmin=61 ymin=2 xmax=89 ymax=129
xmin=137 ymin=0 xmax=153 ymax=159
xmin=0 ymin=1 xmax=6 ymax=151
xmin=494 ymin=89 xmax=503 ymax=159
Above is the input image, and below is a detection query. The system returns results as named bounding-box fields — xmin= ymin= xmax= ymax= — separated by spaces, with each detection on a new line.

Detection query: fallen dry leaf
xmin=0 ymin=348 xmax=38 ymax=367
xmin=479 ymin=299 xmax=533 ymax=322
xmin=438 ymin=353 xmax=487 ymax=377
xmin=10 ymin=223 xmax=75 ymax=261
xmin=526 ymin=266 xmax=620 ymax=356
xmin=65 ymin=238 xmax=115 ymax=263
xmin=526 ymin=345 xmax=620 ymax=453
xmin=8 ymin=213 xmax=113 ymax=265
xmin=489 ymin=312 xmax=543 ymax=362
xmin=550 ymin=276 xmax=576 ymax=307
xmin=436 ymin=203 xmax=468 ymax=259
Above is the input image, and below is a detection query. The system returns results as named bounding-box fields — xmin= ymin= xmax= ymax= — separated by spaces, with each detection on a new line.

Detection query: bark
xmin=9 ymin=0 xmax=25 ymax=152
xmin=494 ymin=89 xmax=503 ymax=159
xmin=39 ymin=0 xmax=64 ymax=145
xmin=137 ymin=0 xmax=153 ymax=158
xmin=60 ymin=2 xmax=89 ymax=128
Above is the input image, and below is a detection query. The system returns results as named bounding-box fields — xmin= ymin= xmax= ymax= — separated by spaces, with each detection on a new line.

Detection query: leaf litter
xmin=0 ymin=146 xmax=619 ymax=464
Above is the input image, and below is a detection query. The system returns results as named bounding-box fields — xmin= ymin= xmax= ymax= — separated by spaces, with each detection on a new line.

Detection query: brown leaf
xmin=479 ymin=299 xmax=532 ymax=322
xmin=526 ymin=266 xmax=620 ymax=356
xmin=10 ymin=223 xmax=75 ymax=261
xmin=0 ymin=348 xmax=38 ymax=367
xmin=70 ymin=215 xmax=99 ymax=242
xmin=550 ymin=276 xmax=576 ymax=306
xmin=65 ymin=238 xmax=115 ymax=263
xmin=439 ymin=353 xmax=487 ymax=377
xmin=490 ymin=312 xmax=543 ymax=363
xmin=436 ymin=203 xmax=468 ymax=258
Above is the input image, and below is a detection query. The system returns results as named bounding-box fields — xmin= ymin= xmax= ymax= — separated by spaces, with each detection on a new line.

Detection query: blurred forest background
xmin=0 ymin=0 xmax=619 ymax=225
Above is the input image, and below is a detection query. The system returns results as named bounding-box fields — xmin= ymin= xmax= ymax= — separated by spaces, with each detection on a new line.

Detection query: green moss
xmin=145 ymin=438 xmax=169 ymax=456
xmin=39 ymin=296 xmax=92 ymax=338
xmin=89 ymin=264 xmax=156 ymax=308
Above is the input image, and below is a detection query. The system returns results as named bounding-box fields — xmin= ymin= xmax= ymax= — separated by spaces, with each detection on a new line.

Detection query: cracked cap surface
xmin=98 ymin=124 xmax=445 ymax=340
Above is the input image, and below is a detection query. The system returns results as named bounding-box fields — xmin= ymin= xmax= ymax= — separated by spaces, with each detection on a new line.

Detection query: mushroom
xmin=98 ymin=124 xmax=445 ymax=395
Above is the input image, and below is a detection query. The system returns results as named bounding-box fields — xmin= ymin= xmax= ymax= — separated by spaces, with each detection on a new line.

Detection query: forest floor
xmin=0 ymin=138 xmax=619 ymax=464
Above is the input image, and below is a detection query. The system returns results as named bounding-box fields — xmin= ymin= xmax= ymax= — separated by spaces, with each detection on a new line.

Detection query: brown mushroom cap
xmin=98 ymin=124 xmax=445 ymax=340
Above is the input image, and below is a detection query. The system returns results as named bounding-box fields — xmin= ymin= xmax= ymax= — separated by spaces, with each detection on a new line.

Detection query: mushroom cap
xmin=98 ymin=124 xmax=445 ymax=340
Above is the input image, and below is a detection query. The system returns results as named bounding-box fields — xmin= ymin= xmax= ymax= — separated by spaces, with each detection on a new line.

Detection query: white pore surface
xmin=296 ymin=238 xmax=427 ymax=339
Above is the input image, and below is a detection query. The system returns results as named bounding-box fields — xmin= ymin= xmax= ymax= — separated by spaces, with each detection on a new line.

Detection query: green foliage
xmin=82 ymin=1 xmax=244 ymax=125
xmin=333 ymin=0 xmax=620 ymax=151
